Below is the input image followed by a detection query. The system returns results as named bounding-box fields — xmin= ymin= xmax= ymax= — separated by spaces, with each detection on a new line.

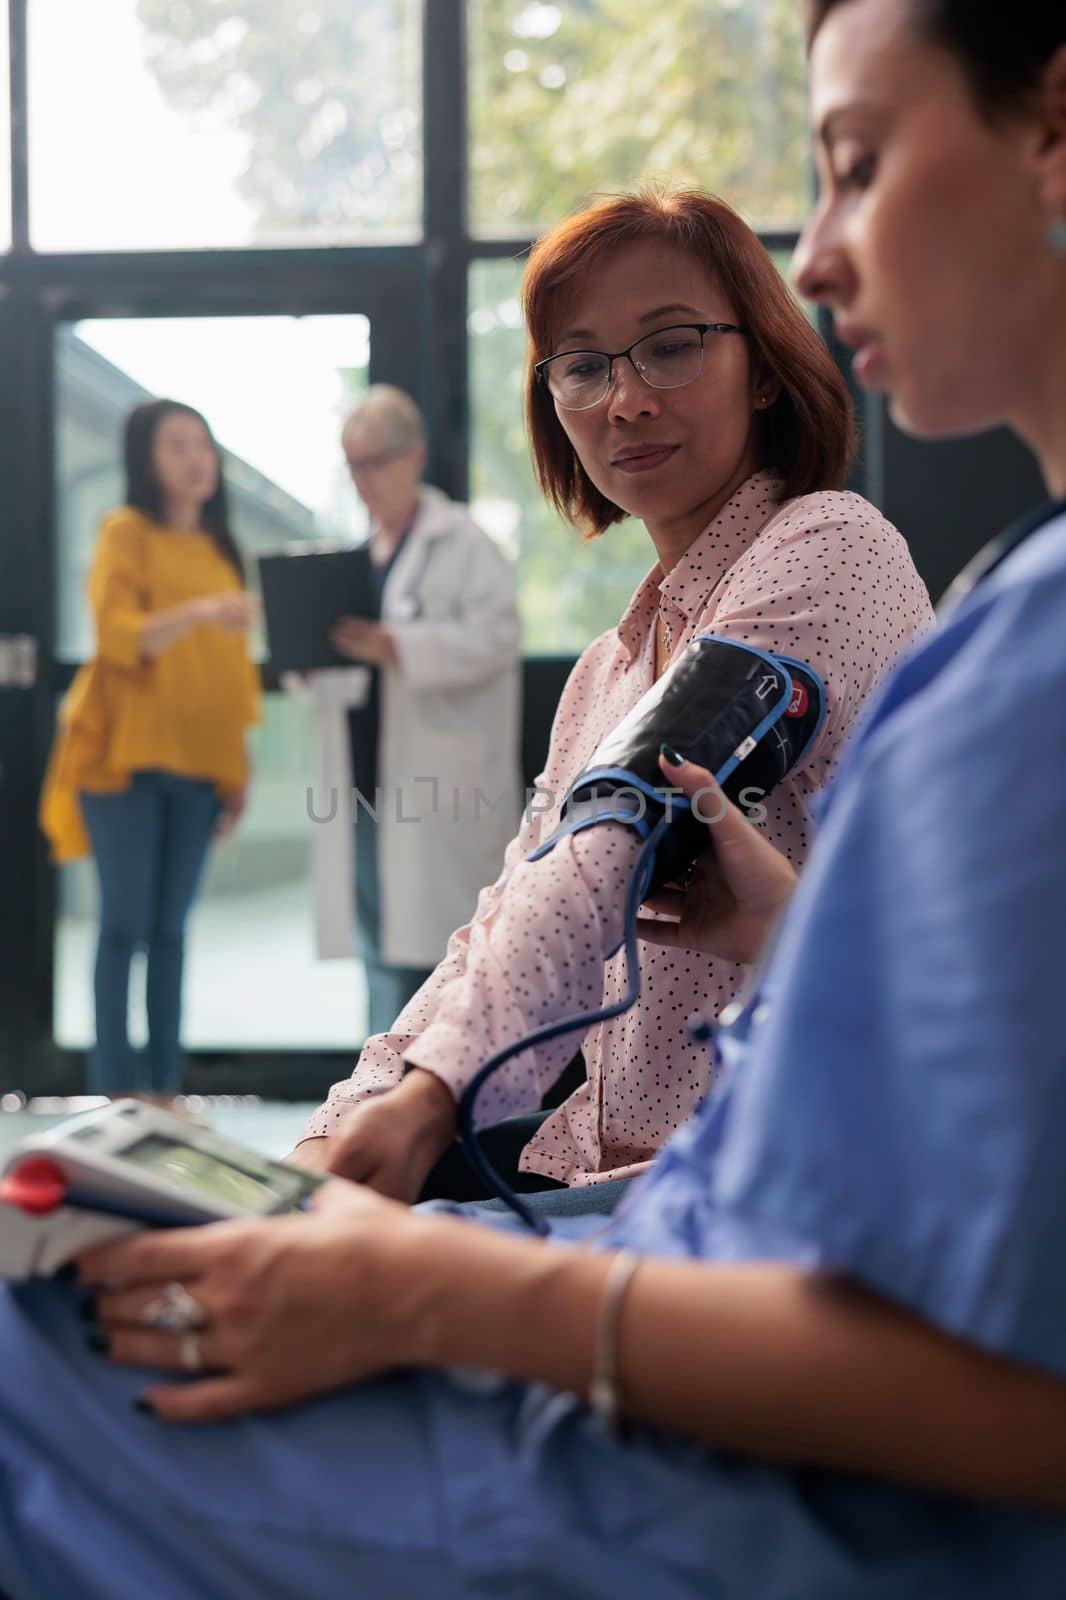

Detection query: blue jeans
xmin=353 ymin=805 xmax=432 ymax=1038
xmin=455 ymin=1175 xmax=632 ymax=1220
xmin=80 ymin=771 xmax=220 ymax=1096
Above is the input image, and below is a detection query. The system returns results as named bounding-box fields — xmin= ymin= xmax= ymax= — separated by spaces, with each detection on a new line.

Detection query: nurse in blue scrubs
xmin=1 ymin=2 xmax=1065 ymax=1595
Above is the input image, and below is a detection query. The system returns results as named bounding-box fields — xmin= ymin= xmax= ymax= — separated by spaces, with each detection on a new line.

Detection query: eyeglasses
xmin=345 ymin=446 xmax=405 ymax=476
xmin=535 ymin=322 xmax=747 ymax=411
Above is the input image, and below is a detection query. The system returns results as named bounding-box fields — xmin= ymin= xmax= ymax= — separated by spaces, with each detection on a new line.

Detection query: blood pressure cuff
xmin=528 ymin=633 xmax=825 ymax=895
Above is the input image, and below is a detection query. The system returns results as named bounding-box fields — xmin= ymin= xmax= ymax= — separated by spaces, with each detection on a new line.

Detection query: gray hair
xmin=341 ymin=385 xmax=425 ymax=454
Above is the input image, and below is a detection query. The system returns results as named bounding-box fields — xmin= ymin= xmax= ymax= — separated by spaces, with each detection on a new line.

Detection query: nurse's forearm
xmin=409 ymin=1218 xmax=1066 ymax=1508
xmin=618 ymin=1263 xmax=1066 ymax=1508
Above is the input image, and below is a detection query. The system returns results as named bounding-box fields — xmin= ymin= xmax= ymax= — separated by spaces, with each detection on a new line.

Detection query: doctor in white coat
xmin=301 ymin=386 xmax=522 ymax=1038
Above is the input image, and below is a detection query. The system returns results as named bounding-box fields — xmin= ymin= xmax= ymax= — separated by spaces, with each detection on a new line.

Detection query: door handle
xmin=0 ymin=636 xmax=38 ymax=688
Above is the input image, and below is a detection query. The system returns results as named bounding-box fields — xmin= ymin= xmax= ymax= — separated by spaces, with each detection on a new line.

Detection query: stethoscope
xmin=938 ymin=494 xmax=1066 ymax=615
xmin=382 ymin=522 xmax=436 ymax=623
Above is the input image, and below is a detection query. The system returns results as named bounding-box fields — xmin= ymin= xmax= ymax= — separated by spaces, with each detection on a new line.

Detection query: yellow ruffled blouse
xmin=40 ymin=507 xmax=261 ymax=863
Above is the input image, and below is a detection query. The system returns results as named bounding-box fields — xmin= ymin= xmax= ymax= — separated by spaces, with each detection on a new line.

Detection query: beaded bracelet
xmin=588 ymin=1248 xmax=641 ymax=1439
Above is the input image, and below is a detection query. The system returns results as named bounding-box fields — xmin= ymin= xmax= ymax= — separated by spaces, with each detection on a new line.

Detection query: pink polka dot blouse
xmin=301 ymin=471 xmax=934 ymax=1184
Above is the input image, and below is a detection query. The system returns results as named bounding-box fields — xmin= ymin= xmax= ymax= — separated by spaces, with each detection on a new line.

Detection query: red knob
xmin=0 ymin=1156 xmax=69 ymax=1215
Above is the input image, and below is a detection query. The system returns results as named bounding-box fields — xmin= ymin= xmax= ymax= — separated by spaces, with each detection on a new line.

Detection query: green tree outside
xmin=468 ymin=0 xmax=809 ymax=236
xmin=135 ymin=0 xmax=423 ymax=242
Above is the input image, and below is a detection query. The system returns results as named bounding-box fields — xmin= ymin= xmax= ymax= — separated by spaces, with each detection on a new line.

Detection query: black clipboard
xmin=257 ymin=543 xmax=379 ymax=673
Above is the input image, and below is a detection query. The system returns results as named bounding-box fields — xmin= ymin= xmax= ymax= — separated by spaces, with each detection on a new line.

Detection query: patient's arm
xmin=288 ymin=745 xmax=805 ymax=1192
xmin=295 ymin=820 xmax=643 ymax=1196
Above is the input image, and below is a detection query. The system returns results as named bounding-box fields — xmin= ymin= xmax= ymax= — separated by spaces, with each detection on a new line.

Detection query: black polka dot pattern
xmin=302 ymin=471 xmax=934 ymax=1184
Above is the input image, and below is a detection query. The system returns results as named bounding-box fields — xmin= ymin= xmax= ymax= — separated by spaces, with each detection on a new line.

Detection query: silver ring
xmin=179 ymin=1331 xmax=203 ymax=1373
xmin=141 ymin=1281 xmax=208 ymax=1335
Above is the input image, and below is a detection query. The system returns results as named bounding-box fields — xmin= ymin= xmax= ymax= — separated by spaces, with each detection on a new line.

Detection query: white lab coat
xmin=303 ymin=486 xmax=523 ymax=969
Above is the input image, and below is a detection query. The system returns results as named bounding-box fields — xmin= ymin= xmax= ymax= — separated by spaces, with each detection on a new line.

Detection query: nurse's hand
xmin=77 ymin=1180 xmax=432 ymax=1422
xmin=636 ymin=752 xmax=798 ymax=966
xmin=308 ymin=1069 xmax=457 ymax=1201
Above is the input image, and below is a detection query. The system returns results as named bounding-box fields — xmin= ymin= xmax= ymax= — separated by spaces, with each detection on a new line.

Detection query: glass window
xmin=52 ymin=313 xmax=374 ymax=1051
xmin=29 ymin=0 xmax=421 ymax=251
xmin=468 ymin=0 xmax=809 ymax=239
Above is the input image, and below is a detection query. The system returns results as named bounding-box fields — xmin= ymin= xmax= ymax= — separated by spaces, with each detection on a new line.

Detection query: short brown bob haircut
xmin=523 ymin=189 xmax=855 ymax=538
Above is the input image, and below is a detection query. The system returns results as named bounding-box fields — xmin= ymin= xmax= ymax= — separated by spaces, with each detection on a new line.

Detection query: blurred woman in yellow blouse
xmin=40 ymin=399 xmax=260 ymax=1099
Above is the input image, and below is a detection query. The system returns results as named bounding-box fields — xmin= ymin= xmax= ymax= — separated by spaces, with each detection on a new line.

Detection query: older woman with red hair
xmin=291 ymin=188 xmax=932 ymax=1209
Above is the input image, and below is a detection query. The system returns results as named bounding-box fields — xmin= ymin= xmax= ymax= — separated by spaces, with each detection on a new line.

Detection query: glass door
xmin=0 ymin=245 xmax=428 ymax=1099
xmin=52 ymin=312 xmax=377 ymax=1059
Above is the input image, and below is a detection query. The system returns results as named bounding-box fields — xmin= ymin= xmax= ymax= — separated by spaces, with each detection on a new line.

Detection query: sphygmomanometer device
xmin=0 ymin=1099 xmax=323 ymax=1280
xmin=529 ymin=634 xmax=824 ymax=896
xmin=458 ymin=633 xmax=825 ymax=1231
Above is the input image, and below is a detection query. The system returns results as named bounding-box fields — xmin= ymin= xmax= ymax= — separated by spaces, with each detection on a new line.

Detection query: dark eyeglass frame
xmin=534 ymin=322 xmax=748 ymax=410
xmin=344 ymin=445 xmax=409 ymax=475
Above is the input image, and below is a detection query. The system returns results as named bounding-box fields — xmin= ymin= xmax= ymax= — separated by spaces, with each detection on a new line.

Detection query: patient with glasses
xmin=288 ymin=187 xmax=931 ymax=1214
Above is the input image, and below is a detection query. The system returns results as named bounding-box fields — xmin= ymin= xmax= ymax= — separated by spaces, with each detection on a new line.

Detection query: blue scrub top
xmin=608 ymin=502 xmax=1066 ymax=1385
xmin=1 ymin=509 xmax=1065 ymax=1600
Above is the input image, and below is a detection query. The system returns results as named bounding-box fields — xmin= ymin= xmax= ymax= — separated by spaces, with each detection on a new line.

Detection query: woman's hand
xmin=215 ymin=784 xmax=248 ymax=839
xmin=77 ymin=1179 xmax=430 ymax=1423
xmin=637 ymin=751 xmax=798 ymax=966
xmin=216 ymin=745 xmax=252 ymax=839
xmin=140 ymin=592 xmax=257 ymax=658
xmin=306 ymin=1070 xmax=458 ymax=1201
xmin=330 ymin=616 xmax=398 ymax=668
xmin=200 ymin=592 xmax=259 ymax=633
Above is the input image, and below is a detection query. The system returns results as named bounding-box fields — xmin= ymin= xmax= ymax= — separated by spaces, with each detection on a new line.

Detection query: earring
xmin=1049 ymin=216 xmax=1066 ymax=257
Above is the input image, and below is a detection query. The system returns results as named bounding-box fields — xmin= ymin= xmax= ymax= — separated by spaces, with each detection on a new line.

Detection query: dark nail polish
xmin=86 ymin=1330 xmax=110 ymax=1355
xmin=133 ymin=1397 xmax=155 ymax=1416
xmin=660 ymin=743 xmax=684 ymax=767
xmin=77 ymin=1296 xmax=98 ymax=1323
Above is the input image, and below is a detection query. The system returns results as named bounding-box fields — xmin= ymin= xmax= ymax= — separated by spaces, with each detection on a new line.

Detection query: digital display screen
xmin=122 ymin=1135 xmax=315 ymax=1214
